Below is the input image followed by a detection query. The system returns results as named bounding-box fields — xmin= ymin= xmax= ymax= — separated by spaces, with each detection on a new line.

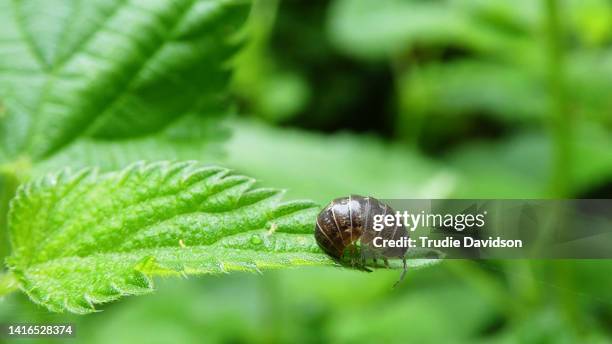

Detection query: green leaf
xmin=399 ymin=60 xmax=547 ymax=122
xmin=327 ymin=0 xmax=538 ymax=61
xmin=31 ymin=114 xmax=229 ymax=176
xmin=328 ymin=0 xmax=470 ymax=59
xmin=220 ymin=119 xmax=457 ymax=203
xmin=6 ymin=161 xmax=443 ymax=313
xmin=0 ymin=0 xmax=249 ymax=160
xmin=6 ymin=161 xmax=324 ymax=313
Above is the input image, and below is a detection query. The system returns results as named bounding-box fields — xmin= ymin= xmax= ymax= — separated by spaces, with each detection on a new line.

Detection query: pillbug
xmin=314 ymin=195 xmax=408 ymax=285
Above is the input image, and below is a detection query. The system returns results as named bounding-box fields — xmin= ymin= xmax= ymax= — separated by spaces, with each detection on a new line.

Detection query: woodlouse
xmin=314 ymin=195 xmax=408 ymax=285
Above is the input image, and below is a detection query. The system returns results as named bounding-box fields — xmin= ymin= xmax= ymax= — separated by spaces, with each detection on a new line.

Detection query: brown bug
xmin=314 ymin=195 xmax=408 ymax=285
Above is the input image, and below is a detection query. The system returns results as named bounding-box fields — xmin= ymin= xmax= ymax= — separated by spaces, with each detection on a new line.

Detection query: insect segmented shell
xmin=314 ymin=195 xmax=408 ymax=269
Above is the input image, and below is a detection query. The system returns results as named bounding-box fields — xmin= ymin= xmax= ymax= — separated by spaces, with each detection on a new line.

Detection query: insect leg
xmin=393 ymin=257 xmax=408 ymax=288
xmin=349 ymin=244 xmax=357 ymax=267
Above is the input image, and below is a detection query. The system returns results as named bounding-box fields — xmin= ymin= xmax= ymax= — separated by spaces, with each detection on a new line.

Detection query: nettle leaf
xmin=0 ymin=0 xmax=249 ymax=160
xmin=6 ymin=161 xmax=328 ymax=313
xmin=31 ymin=114 xmax=229 ymax=176
xmin=7 ymin=161 xmax=442 ymax=314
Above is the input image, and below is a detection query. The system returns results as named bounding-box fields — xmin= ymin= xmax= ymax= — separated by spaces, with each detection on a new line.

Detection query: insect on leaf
xmin=7 ymin=161 xmax=444 ymax=314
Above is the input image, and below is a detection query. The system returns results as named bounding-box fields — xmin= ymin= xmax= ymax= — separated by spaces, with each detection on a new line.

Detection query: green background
xmin=1 ymin=0 xmax=612 ymax=343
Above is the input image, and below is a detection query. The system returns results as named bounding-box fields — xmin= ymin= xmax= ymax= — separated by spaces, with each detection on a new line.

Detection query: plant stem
xmin=0 ymin=272 xmax=18 ymax=297
xmin=545 ymin=4 xmax=582 ymax=335
xmin=545 ymin=0 xmax=572 ymax=197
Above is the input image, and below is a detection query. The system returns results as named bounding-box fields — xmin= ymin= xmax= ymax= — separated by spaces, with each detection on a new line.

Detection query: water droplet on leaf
xmin=250 ymin=234 xmax=263 ymax=245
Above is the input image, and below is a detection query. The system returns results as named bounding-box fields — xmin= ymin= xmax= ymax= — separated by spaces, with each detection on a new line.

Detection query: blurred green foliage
xmin=229 ymin=0 xmax=612 ymax=342
xmin=1 ymin=0 xmax=612 ymax=343
xmin=232 ymin=0 xmax=612 ymax=198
